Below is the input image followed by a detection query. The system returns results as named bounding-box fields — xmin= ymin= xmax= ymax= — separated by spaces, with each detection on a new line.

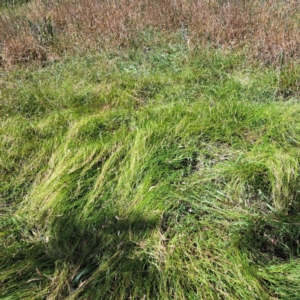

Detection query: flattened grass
xmin=1 ymin=44 xmax=300 ymax=299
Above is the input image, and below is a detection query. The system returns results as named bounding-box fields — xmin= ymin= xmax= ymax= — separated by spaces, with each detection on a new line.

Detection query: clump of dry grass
xmin=1 ymin=0 xmax=300 ymax=68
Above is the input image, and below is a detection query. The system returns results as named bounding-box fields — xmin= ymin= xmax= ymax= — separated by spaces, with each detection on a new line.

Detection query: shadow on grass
xmin=0 ymin=209 xmax=159 ymax=299
xmin=45 ymin=210 xmax=159 ymax=298
xmin=237 ymin=214 xmax=300 ymax=264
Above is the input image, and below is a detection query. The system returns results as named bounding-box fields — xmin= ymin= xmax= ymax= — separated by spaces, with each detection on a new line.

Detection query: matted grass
xmin=1 ymin=42 xmax=300 ymax=299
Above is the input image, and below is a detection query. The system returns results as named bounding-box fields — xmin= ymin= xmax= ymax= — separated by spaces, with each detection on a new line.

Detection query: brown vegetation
xmin=1 ymin=0 xmax=300 ymax=68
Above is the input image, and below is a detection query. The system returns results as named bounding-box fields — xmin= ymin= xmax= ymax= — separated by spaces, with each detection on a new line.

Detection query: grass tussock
xmin=1 ymin=44 xmax=300 ymax=299
xmin=1 ymin=0 xmax=300 ymax=68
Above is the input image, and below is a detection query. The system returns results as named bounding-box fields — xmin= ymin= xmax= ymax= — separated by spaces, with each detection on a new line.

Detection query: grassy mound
xmin=1 ymin=43 xmax=300 ymax=299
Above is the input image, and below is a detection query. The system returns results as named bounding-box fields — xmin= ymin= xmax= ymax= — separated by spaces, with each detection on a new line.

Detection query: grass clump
xmin=1 ymin=42 xmax=300 ymax=299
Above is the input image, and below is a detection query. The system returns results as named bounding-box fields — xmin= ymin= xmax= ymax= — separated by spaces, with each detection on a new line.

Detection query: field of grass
xmin=1 ymin=0 xmax=300 ymax=68
xmin=1 ymin=1 xmax=300 ymax=300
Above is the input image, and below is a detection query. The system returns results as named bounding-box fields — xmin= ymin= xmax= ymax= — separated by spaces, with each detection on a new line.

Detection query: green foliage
xmin=277 ymin=62 xmax=300 ymax=97
xmin=1 ymin=42 xmax=300 ymax=299
xmin=0 ymin=0 xmax=31 ymax=9
xmin=28 ymin=17 xmax=55 ymax=47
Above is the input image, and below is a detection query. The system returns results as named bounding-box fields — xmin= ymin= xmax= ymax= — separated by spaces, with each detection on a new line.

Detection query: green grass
xmin=0 ymin=0 xmax=31 ymax=10
xmin=1 ymin=40 xmax=300 ymax=299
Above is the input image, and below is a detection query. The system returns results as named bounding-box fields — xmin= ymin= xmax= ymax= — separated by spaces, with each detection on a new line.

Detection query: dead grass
xmin=1 ymin=0 xmax=300 ymax=68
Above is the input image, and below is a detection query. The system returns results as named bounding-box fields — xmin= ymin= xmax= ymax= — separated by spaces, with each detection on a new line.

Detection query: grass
xmin=1 ymin=0 xmax=300 ymax=68
xmin=1 ymin=37 xmax=300 ymax=299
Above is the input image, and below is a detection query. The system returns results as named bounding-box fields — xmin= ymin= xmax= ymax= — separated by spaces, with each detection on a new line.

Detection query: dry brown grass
xmin=1 ymin=0 xmax=300 ymax=68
